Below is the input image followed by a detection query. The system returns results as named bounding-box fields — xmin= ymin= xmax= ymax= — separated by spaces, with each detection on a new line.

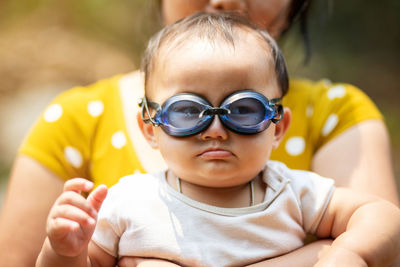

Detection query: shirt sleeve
xmin=18 ymin=84 xmax=102 ymax=181
xmin=286 ymin=167 xmax=335 ymax=234
xmin=91 ymin=183 xmax=125 ymax=258
xmin=273 ymin=79 xmax=383 ymax=171
xmin=309 ymin=81 xmax=383 ymax=150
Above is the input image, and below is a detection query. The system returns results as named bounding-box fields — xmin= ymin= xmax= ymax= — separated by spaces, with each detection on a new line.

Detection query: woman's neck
xmin=166 ymin=171 xmax=265 ymax=208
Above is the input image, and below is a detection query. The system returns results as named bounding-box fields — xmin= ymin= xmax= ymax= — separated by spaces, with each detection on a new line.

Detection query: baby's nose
xmin=200 ymin=116 xmax=229 ymax=141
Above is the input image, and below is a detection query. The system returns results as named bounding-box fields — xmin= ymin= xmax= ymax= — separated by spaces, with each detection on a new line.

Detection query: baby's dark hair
xmin=141 ymin=11 xmax=289 ymax=97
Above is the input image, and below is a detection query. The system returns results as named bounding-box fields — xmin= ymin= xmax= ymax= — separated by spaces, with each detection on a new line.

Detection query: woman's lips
xmin=198 ymin=149 xmax=233 ymax=159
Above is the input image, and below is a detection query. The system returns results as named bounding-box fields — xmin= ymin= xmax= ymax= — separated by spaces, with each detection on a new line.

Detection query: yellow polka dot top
xmin=19 ymin=74 xmax=382 ymax=188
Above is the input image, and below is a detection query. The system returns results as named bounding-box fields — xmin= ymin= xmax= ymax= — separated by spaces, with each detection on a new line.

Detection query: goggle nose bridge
xmin=199 ymin=107 xmax=231 ymax=118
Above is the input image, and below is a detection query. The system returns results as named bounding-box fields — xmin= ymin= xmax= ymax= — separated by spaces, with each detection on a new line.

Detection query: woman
xmin=1 ymin=0 xmax=398 ymax=266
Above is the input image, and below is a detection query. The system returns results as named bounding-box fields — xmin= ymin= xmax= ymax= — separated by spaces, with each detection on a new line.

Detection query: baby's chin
xmin=177 ymin=172 xmax=257 ymax=189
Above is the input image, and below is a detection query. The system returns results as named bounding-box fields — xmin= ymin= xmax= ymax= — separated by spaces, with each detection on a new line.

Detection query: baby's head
xmin=139 ymin=12 xmax=291 ymax=188
xmin=142 ymin=11 xmax=288 ymax=99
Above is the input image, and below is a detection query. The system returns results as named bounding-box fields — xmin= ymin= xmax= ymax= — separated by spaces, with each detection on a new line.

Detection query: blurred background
xmin=0 ymin=0 xmax=399 ymax=205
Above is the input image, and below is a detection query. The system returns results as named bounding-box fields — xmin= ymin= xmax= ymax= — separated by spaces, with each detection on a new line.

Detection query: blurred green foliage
xmin=0 ymin=0 xmax=161 ymax=64
xmin=1 ymin=0 xmax=398 ymax=80
xmin=298 ymin=0 xmax=400 ymax=104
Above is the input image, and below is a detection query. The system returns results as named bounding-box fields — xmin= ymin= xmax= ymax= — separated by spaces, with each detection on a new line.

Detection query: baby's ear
xmin=272 ymin=107 xmax=291 ymax=149
xmin=137 ymin=112 xmax=159 ymax=149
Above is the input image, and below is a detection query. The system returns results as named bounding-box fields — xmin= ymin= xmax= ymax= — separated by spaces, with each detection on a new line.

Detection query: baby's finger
xmin=50 ymin=204 xmax=96 ymax=228
xmin=87 ymin=185 xmax=108 ymax=212
xmin=55 ymin=191 xmax=97 ymax=217
xmin=64 ymin=178 xmax=94 ymax=193
xmin=47 ymin=217 xmax=81 ymax=238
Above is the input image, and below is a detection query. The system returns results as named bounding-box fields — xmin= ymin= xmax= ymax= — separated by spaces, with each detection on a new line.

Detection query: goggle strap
xmin=139 ymin=97 xmax=160 ymax=126
xmin=270 ymin=98 xmax=282 ymax=105
xmin=271 ymin=104 xmax=284 ymax=124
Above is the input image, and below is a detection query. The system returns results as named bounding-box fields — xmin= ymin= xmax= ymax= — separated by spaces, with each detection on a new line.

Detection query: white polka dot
xmin=64 ymin=146 xmax=83 ymax=168
xmin=322 ymin=114 xmax=339 ymax=136
xmin=111 ymin=131 xmax=127 ymax=149
xmin=285 ymin=137 xmax=306 ymax=156
xmin=44 ymin=104 xmax=63 ymax=122
xmin=306 ymin=105 xmax=314 ymax=118
xmin=327 ymin=85 xmax=346 ymax=100
xmin=87 ymin=100 xmax=104 ymax=117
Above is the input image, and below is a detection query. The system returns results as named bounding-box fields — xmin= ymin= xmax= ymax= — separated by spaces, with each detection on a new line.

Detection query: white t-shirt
xmin=92 ymin=160 xmax=335 ymax=267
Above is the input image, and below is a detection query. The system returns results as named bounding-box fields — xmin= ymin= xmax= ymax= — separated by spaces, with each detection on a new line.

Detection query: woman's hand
xmin=314 ymin=246 xmax=368 ymax=267
xmin=46 ymin=178 xmax=108 ymax=257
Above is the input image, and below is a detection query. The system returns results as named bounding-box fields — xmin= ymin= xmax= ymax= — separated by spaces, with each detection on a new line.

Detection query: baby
xmin=36 ymin=12 xmax=400 ymax=267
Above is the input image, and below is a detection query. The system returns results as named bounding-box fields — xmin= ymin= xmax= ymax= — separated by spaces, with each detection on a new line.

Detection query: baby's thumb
xmin=87 ymin=185 xmax=108 ymax=212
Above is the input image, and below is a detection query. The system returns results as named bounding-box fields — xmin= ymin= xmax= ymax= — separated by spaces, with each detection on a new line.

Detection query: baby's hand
xmin=46 ymin=178 xmax=108 ymax=257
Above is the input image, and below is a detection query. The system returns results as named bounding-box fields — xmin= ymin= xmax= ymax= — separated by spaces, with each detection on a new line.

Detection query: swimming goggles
xmin=139 ymin=90 xmax=283 ymax=137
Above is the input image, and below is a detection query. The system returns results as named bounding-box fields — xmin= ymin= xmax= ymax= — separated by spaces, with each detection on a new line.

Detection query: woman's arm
xmin=0 ymin=155 xmax=65 ymax=266
xmin=117 ymin=240 xmax=333 ymax=267
xmin=245 ymin=239 xmax=332 ymax=267
xmin=312 ymin=120 xmax=399 ymax=205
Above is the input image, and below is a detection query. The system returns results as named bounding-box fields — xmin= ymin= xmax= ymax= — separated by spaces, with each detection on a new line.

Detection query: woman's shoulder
xmin=287 ymin=78 xmax=365 ymax=98
xmin=287 ymin=77 xmax=382 ymax=121
xmin=18 ymin=71 xmax=143 ymax=183
xmin=47 ymin=71 xmax=143 ymax=124
xmin=39 ymin=74 xmax=129 ymax=132
xmin=271 ymin=77 xmax=383 ymax=170
xmin=286 ymin=77 xmax=382 ymax=126
xmin=55 ymin=73 xmax=125 ymax=102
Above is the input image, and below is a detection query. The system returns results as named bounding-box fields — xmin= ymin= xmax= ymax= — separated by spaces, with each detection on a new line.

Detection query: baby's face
xmin=147 ymin=30 xmax=282 ymax=188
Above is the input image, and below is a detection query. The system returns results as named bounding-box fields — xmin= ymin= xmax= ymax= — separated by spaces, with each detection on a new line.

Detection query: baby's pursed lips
xmin=197 ymin=147 xmax=234 ymax=158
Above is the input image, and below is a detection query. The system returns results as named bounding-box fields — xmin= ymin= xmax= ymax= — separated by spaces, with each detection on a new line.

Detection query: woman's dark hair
xmin=286 ymin=0 xmax=311 ymax=62
xmin=141 ymin=11 xmax=289 ymax=97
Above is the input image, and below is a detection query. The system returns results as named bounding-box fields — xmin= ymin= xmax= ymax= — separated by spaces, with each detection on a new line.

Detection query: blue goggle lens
xmin=167 ymin=100 xmax=205 ymax=128
xmin=225 ymin=98 xmax=265 ymax=126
